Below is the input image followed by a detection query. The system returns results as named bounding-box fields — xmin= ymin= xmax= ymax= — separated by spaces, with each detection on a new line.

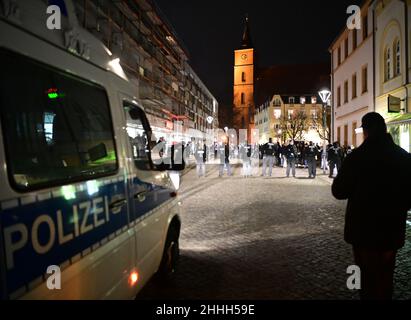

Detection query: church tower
xmin=233 ymin=15 xmax=255 ymax=137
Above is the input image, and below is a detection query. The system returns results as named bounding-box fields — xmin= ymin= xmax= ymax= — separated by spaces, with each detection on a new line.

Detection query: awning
xmin=386 ymin=113 xmax=411 ymax=126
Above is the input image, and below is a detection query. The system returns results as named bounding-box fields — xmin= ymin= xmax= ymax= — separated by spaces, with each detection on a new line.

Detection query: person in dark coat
xmin=284 ymin=140 xmax=298 ymax=178
xmin=275 ymin=141 xmax=282 ymax=166
xmin=218 ymin=141 xmax=232 ymax=177
xmin=306 ymin=141 xmax=319 ymax=179
xmin=262 ymin=138 xmax=276 ymax=177
xmin=194 ymin=141 xmax=207 ymax=178
xmin=332 ymin=112 xmax=411 ymax=300
xmin=328 ymin=141 xmax=343 ymax=178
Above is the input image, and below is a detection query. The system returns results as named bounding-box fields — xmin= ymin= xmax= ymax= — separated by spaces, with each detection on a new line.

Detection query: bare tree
xmin=311 ymin=110 xmax=330 ymax=143
xmin=280 ymin=111 xmax=309 ymax=142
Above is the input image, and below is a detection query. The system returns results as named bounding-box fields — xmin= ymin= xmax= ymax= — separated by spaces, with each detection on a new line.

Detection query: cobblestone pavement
xmin=137 ymin=164 xmax=411 ymax=300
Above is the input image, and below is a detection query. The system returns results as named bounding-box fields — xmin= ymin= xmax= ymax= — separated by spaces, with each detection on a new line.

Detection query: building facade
xmin=374 ymin=0 xmax=411 ymax=152
xmin=233 ymin=17 xmax=255 ymax=138
xmin=330 ymin=0 xmax=374 ymax=148
xmin=72 ymin=0 xmax=218 ymax=141
xmin=255 ymin=94 xmax=328 ymax=145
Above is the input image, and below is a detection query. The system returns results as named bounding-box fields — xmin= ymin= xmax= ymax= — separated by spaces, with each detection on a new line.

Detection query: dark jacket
xmin=332 ymin=133 xmax=411 ymax=250
xmin=263 ymin=142 xmax=276 ymax=156
xmin=219 ymin=144 xmax=230 ymax=164
xmin=284 ymin=144 xmax=298 ymax=160
xmin=328 ymin=145 xmax=343 ymax=162
xmin=305 ymin=145 xmax=318 ymax=160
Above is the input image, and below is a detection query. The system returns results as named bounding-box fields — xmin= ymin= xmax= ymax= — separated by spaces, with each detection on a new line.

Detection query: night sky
xmin=154 ymin=0 xmax=363 ymax=106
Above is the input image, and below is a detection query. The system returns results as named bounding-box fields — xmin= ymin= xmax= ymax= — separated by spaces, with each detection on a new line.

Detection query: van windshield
xmin=0 ymin=49 xmax=118 ymax=191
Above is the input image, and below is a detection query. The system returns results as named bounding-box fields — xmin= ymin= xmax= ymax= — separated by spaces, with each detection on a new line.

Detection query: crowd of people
xmin=187 ymin=137 xmax=356 ymax=179
xmin=157 ymin=112 xmax=411 ymax=301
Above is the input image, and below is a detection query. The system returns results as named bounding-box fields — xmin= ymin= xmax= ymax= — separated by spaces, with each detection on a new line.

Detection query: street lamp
xmin=318 ymin=89 xmax=331 ymax=175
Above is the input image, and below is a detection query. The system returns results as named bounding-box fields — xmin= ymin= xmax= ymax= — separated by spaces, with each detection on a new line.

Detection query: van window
xmin=0 ymin=49 xmax=118 ymax=190
xmin=124 ymin=102 xmax=152 ymax=171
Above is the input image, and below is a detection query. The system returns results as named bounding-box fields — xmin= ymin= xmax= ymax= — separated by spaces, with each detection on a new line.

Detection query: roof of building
xmin=255 ymin=63 xmax=330 ymax=106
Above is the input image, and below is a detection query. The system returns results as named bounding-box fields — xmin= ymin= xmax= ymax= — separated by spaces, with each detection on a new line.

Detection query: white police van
xmin=0 ymin=0 xmax=184 ymax=299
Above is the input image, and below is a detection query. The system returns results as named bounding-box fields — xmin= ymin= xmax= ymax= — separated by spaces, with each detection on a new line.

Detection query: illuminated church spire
xmin=241 ymin=14 xmax=253 ymax=49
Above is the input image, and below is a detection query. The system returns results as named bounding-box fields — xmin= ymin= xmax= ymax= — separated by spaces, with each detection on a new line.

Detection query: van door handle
xmin=109 ymin=198 xmax=127 ymax=210
xmin=134 ymin=191 xmax=147 ymax=202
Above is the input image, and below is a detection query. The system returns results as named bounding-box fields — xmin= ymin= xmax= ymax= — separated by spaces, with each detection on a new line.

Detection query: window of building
xmin=289 ymin=97 xmax=295 ymax=104
xmin=344 ymin=38 xmax=349 ymax=59
xmin=274 ymin=109 xmax=281 ymax=119
xmin=352 ymin=121 xmax=357 ymax=147
xmin=337 ymin=127 xmax=341 ymax=145
xmin=352 ymin=73 xmax=357 ymax=99
xmin=242 ymin=72 xmax=246 ymax=83
xmin=362 ymin=65 xmax=368 ymax=93
xmin=0 ymin=49 xmax=118 ymax=191
xmin=362 ymin=14 xmax=368 ymax=40
xmin=274 ymin=98 xmax=281 ymax=106
xmin=344 ymin=125 xmax=348 ymax=147
xmin=311 ymin=96 xmax=317 ymax=104
xmin=344 ymin=80 xmax=349 ymax=103
xmin=288 ymin=110 xmax=294 ymax=119
xmin=300 ymin=97 xmax=306 ymax=105
xmin=353 ymin=29 xmax=357 ymax=50
xmin=337 ymin=47 xmax=341 ymax=65
xmin=337 ymin=86 xmax=341 ymax=107
xmin=394 ymin=39 xmax=401 ymax=77
xmin=311 ymin=109 xmax=317 ymax=120
xmin=241 ymin=92 xmax=245 ymax=105
xmin=385 ymin=47 xmax=391 ymax=81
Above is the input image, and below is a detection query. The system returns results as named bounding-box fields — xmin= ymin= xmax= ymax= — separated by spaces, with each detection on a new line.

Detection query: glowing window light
xmin=400 ymin=125 xmax=410 ymax=152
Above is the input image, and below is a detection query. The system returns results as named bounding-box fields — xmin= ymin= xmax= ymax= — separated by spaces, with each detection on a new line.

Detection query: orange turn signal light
xmin=129 ymin=271 xmax=139 ymax=287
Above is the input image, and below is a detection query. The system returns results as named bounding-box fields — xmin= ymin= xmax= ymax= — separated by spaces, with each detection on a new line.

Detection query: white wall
xmin=332 ymin=8 xmax=374 ymax=147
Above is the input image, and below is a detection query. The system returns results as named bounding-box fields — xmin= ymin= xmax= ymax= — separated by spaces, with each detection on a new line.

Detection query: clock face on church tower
xmin=241 ymin=54 xmax=248 ymax=60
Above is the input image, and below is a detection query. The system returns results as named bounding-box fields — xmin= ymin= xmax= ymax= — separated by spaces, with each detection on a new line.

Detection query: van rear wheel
xmin=157 ymin=227 xmax=180 ymax=280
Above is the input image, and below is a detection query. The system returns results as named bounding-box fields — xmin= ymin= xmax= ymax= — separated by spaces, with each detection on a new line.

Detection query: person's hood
xmin=363 ymin=133 xmax=394 ymax=148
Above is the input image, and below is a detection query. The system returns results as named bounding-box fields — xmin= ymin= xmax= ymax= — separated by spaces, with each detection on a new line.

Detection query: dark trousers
xmin=307 ymin=159 xmax=316 ymax=177
xmin=353 ymin=246 xmax=397 ymax=300
xmin=329 ymin=160 xmax=341 ymax=177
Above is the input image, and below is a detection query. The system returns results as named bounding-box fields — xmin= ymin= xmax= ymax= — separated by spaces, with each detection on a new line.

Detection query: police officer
xmin=194 ymin=140 xmax=207 ymax=178
xmin=240 ymin=142 xmax=252 ymax=178
xmin=328 ymin=141 xmax=343 ymax=178
xmin=306 ymin=141 xmax=319 ymax=179
xmin=219 ymin=141 xmax=232 ymax=177
xmin=262 ymin=138 xmax=276 ymax=177
xmin=284 ymin=140 xmax=298 ymax=178
xmin=346 ymin=145 xmax=353 ymax=156
xmin=275 ymin=141 xmax=282 ymax=167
